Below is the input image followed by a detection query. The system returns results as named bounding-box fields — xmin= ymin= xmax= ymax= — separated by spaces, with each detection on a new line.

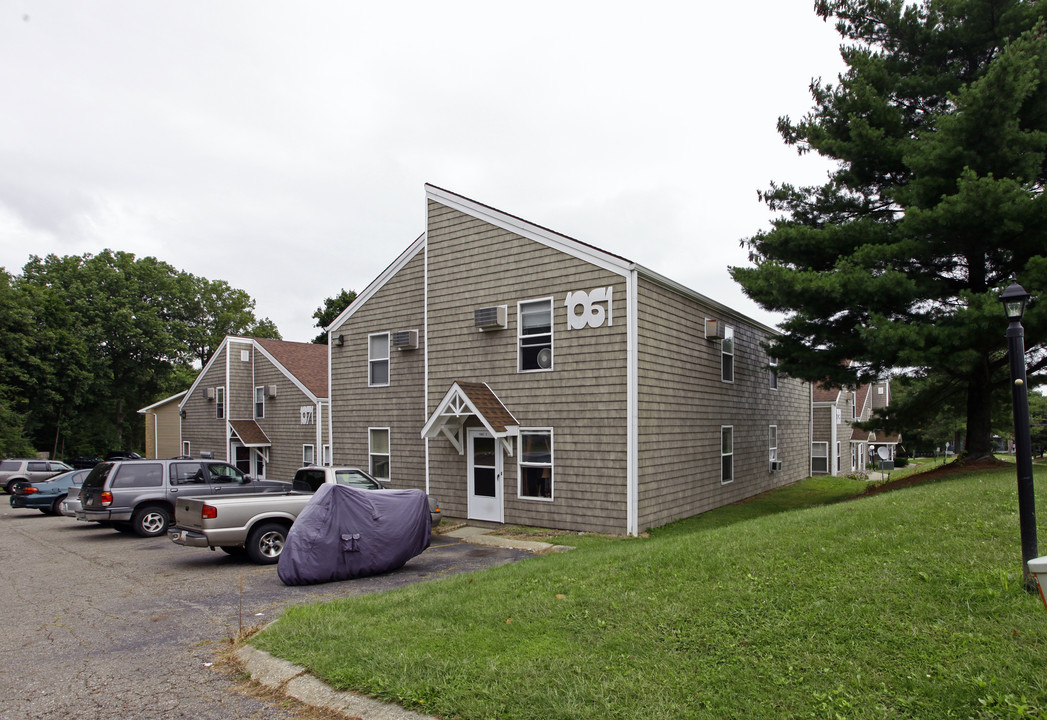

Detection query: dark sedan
xmin=9 ymin=469 xmax=92 ymax=515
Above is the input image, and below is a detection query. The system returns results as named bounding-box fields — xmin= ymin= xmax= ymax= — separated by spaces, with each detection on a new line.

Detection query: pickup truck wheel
xmin=131 ymin=505 xmax=171 ymax=538
xmin=246 ymin=522 xmax=287 ymax=564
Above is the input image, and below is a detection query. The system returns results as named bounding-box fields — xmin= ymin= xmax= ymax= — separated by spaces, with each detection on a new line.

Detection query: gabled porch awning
xmin=421 ymin=381 xmax=519 ymax=456
xmin=228 ymin=420 xmax=272 ymax=447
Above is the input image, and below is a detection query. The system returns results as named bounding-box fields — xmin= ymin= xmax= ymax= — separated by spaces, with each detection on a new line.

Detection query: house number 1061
xmin=565 ymin=287 xmax=613 ymax=330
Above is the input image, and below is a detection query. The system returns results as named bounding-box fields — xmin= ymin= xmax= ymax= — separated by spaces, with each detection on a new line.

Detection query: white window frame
xmin=769 ymin=356 xmax=778 ymax=390
xmin=182 ymin=441 xmax=190 ymax=457
xmin=721 ymin=426 xmax=734 ymax=485
xmin=812 ymin=442 xmax=829 ymax=474
xmin=369 ymin=427 xmax=390 ymax=480
xmin=254 ymin=386 xmax=265 ymax=419
xmin=769 ymin=425 xmax=778 ymax=463
xmin=517 ymin=428 xmax=554 ymax=501
xmin=303 ymin=444 xmax=315 ymax=466
xmin=215 ymin=387 xmax=225 ymax=419
xmin=853 ymin=391 xmax=858 ymax=420
xmin=368 ymin=333 xmax=390 ymax=387
xmin=322 ymin=444 xmax=331 ymax=466
xmin=721 ymin=327 xmax=735 ymax=383
xmin=518 ymin=298 xmax=554 ymax=373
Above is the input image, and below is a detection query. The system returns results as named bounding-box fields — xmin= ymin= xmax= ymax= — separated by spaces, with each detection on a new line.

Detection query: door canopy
xmin=421 ymin=381 xmax=519 ymax=456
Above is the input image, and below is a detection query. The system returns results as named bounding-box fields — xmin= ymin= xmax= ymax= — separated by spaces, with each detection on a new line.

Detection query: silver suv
xmin=0 ymin=458 xmax=73 ymax=494
xmin=78 ymin=459 xmax=291 ymax=537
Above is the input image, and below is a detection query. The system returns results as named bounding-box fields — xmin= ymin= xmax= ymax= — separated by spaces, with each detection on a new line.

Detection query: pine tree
xmin=731 ymin=0 xmax=1047 ymax=458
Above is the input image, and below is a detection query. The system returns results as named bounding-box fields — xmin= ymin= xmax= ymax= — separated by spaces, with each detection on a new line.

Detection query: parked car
xmin=60 ymin=477 xmax=87 ymax=517
xmin=103 ymin=451 xmax=143 ymax=461
xmin=78 ymin=459 xmax=292 ymax=538
xmin=0 ymin=459 xmax=74 ymax=494
xmin=68 ymin=455 xmax=102 ymax=470
xmin=9 ymin=468 xmax=92 ymax=515
xmin=169 ymin=466 xmax=440 ymax=564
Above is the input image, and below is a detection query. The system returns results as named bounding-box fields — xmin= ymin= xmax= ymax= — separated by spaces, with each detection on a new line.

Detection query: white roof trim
xmin=138 ymin=390 xmax=187 ymax=414
xmin=326 ymin=233 xmax=426 ymax=332
xmin=426 ymin=184 xmax=780 ymax=336
xmin=181 ymin=336 xmax=237 ymax=410
xmin=420 ymin=382 xmax=520 ymax=441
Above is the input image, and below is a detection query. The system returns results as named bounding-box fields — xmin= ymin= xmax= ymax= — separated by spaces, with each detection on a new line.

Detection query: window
xmin=721 ymin=327 xmax=734 ymax=383
xmin=112 ymin=463 xmax=163 ymax=488
xmin=853 ymin=391 xmax=858 ymax=420
xmin=182 ymin=441 xmax=190 ymax=457
xmin=208 ymin=462 xmax=247 ymax=484
xmin=369 ymin=333 xmax=390 ymax=386
xmin=241 ymin=350 xmax=250 ymax=362
xmin=171 ymin=462 xmax=206 ymax=485
xmin=369 ymin=428 xmax=390 ymax=480
xmin=769 ymin=425 xmax=778 ymax=463
xmin=518 ymin=429 xmax=553 ymax=500
xmin=519 ymin=299 xmax=553 ymax=372
xmin=303 ymin=444 xmax=315 ymax=466
xmin=322 ymin=444 xmax=331 ymax=465
xmin=334 ymin=469 xmax=383 ymax=489
xmin=769 ymin=356 xmax=778 ymax=389
xmin=721 ymin=427 xmax=734 ymax=484
xmin=255 ymin=386 xmax=265 ymax=419
xmin=216 ymin=387 xmax=225 ymax=419
xmin=812 ymin=442 xmax=829 ymax=473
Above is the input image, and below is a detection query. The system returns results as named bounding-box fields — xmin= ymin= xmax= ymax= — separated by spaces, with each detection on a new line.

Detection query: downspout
xmin=627 ymin=267 xmax=639 ymax=536
xmin=423 ymin=228 xmax=431 ymax=495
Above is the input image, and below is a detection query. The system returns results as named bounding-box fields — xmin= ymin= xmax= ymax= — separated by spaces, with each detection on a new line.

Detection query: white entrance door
xmin=467 ymin=428 xmax=503 ymax=523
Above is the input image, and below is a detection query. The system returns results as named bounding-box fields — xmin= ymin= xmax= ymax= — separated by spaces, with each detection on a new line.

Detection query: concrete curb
xmin=237 ymin=645 xmax=437 ymax=720
xmin=441 ymin=524 xmax=575 ymax=554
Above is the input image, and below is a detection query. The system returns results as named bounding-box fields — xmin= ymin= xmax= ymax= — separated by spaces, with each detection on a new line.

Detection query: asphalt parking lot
xmin=0 ymin=506 xmax=532 ymax=720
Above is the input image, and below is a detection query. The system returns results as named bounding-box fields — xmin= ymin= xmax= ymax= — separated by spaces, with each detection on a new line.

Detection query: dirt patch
xmin=858 ymin=456 xmax=1011 ymax=497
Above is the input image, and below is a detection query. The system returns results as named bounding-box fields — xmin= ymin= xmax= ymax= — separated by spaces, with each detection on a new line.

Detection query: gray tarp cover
xmin=277 ymin=483 xmax=431 ymax=586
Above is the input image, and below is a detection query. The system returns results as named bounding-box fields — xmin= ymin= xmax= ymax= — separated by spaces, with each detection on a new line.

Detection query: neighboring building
xmin=812 ymin=376 xmax=899 ymax=475
xmin=138 ymin=391 xmax=187 ymax=459
xmin=325 ymin=185 xmax=811 ymax=535
xmin=179 ymin=337 xmax=329 ymax=481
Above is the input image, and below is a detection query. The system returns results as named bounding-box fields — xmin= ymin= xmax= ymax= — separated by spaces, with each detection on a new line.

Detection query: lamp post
xmin=1000 ymin=279 xmax=1039 ymax=590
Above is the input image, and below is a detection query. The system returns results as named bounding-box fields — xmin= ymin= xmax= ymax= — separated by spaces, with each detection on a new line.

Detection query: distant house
xmin=812 ymin=377 xmax=899 ymax=475
xmin=324 ymin=184 xmax=812 ymax=535
xmin=179 ymin=337 xmax=328 ymax=481
xmin=137 ymin=390 xmax=187 ymax=459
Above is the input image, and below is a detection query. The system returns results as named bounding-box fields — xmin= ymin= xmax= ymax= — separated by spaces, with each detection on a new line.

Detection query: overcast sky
xmin=0 ymin=1 xmax=846 ymax=342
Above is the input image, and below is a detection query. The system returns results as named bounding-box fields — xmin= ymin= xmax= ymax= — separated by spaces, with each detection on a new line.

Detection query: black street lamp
xmin=1000 ymin=279 xmax=1039 ymax=590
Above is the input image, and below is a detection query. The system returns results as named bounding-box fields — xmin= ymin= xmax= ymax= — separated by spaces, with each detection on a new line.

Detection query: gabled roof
xmin=137 ymin=390 xmax=187 ymax=414
xmin=813 ymin=384 xmax=842 ymax=403
xmin=228 ymin=419 xmax=271 ymax=447
xmin=180 ymin=336 xmax=328 ymax=409
xmin=254 ymin=338 xmax=328 ymax=398
xmin=327 ymin=185 xmax=782 ymax=336
xmin=421 ymin=381 xmax=520 ymax=455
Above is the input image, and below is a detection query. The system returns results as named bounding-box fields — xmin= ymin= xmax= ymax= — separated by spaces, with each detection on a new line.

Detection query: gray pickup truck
xmin=78 ymin=459 xmax=292 ymax=537
xmin=169 ymin=466 xmax=441 ymax=564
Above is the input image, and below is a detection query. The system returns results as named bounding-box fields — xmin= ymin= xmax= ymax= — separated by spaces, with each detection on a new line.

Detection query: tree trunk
xmin=964 ymin=357 xmax=995 ymax=460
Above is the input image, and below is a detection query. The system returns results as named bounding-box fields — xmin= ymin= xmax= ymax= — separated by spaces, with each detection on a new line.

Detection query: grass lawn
xmin=251 ymin=464 xmax=1047 ymax=719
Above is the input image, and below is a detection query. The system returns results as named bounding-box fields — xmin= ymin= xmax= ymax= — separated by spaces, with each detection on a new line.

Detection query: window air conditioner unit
xmin=769 ymin=460 xmax=783 ymax=472
xmin=705 ymin=318 xmax=726 ymax=340
xmin=265 ymin=385 xmax=278 ymax=398
xmin=203 ymin=387 xmax=216 ymax=401
xmin=475 ymin=305 xmax=508 ymax=331
xmin=392 ymin=330 xmax=419 ymax=350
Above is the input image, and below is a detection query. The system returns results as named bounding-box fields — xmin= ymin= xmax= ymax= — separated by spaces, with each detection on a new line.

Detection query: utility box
xmin=1030 ymin=556 xmax=1047 ymax=611
xmin=878 ymin=460 xmax=895 ymax=471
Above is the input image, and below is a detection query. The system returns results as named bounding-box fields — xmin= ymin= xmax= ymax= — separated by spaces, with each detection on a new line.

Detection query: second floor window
xmin=255 ymin=386 xmax=265 ymax=418
xmin=369 ymin=333 xmax=390 ymax=387
xmin=721 ymin=327 xmax=734 ymax=383
xmin=519 ymin=299 xmax=553 ymax=372
xmin=216 ymin=387 xmax=225 ymax=419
